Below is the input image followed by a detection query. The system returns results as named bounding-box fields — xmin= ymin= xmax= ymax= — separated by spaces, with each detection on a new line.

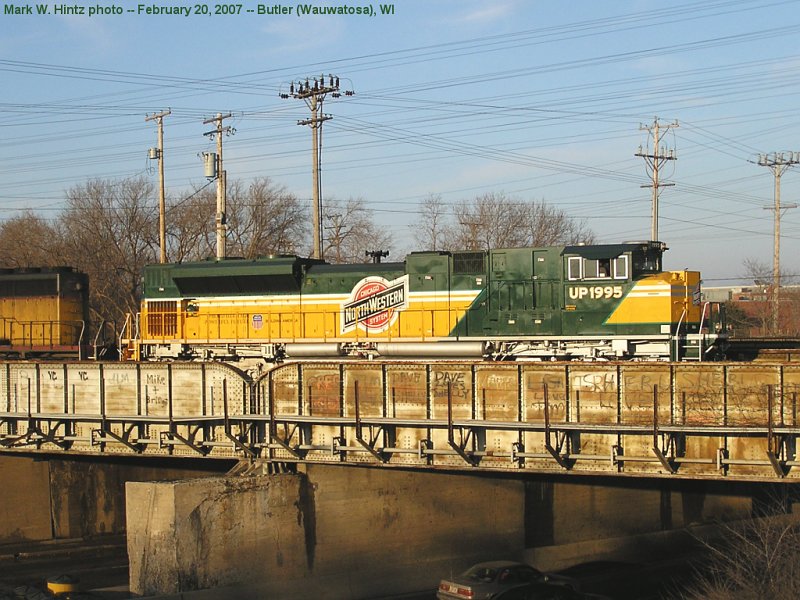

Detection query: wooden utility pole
xmin=203 ymin=113 xmax=234 ymax=260
xmin=757 ymin=152 xmax=799 ymax=334
xmin=635 ymin=117 xmax=678 ymax=242
xmin=281 ymin=75 xmax=353 ymax=259
xmin=145 ymin=109 xmax=171 ymax=263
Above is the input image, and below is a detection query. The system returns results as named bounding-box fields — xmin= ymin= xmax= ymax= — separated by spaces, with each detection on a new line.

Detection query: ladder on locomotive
xmin=674 ymin=303 xmax=716 ymax=362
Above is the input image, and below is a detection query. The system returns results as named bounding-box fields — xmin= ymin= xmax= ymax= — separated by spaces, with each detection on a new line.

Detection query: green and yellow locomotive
xmin=128 ymin=241 xmax=726 ymax=363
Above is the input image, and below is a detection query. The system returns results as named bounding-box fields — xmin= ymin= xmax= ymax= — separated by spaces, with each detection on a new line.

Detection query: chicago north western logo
xmin=341 ymin=275 xmax=409 ymax=334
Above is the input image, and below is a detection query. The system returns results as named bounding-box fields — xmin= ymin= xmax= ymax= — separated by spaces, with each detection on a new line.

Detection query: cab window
xmin=613 ymin=255 xmax=629 ymax=279
xmin=568 ymin=256 xmax=622 ymax=281
xmin=567 ymin=257 xmax=582 ymax=280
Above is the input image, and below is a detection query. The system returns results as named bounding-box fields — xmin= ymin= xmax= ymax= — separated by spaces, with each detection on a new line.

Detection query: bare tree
xmin=679 ymin=505 xmax=800 ymax=600
xmin=411 ymin=194 xmax=449 ymax=251
xmin=524 ymin=200 xmax=596 ymax=246
xmin=227 ymin=178 xmax=308 ymax=258
xmin=323 ymin=197 xmax=393 ymax=264
xmin=59 ymin=177 xmax=158 ymax=325
xmin=743 ymin=258 xmax=778 ymax=286
xmin=740 ymin=258 xmax=798 ymax=335
xmin=0 ymin=211 xmax=63 ymax=267
xmin=166 ymin=184 xmax=217 ymax=262
xmin=420 ymin=192 xmax=595 ymax=251
xmin=167 ymin=178 xmax=308 ymax=262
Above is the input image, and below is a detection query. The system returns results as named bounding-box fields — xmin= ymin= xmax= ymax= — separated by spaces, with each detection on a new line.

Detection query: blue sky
xmin=2 ymin=0 xmax=800 ymax=284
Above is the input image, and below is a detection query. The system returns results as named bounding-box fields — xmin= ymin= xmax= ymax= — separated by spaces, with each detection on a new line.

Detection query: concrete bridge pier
xmin=126 ymin=464 xmax=789 ymax=599
xmin=126 ymin=464 xmax=526 ymax=599
xmin=0 ymin=454 xmax=226 ymax=543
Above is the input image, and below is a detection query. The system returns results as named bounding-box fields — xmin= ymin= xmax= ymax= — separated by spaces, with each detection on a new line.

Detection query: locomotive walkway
xmin=1 ymin=359 xmax=799 ymax=481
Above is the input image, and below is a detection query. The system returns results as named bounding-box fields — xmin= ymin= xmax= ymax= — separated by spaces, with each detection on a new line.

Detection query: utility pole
xmin=281 ymin=75 xmax=353 ymax=260
xmin=756 ymin=151 xmax=799 ymax=334
xmin=145 ymin=109 xmax=171 ymax=263
xmin=202 ymin=113 xmax=234 ymax=260
xmin=635 ymin=117 xmax=679 ymax=242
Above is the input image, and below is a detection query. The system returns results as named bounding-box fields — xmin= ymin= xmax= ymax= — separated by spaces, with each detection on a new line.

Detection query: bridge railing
xmin=0 ymin=360 xmax=798 ymax=481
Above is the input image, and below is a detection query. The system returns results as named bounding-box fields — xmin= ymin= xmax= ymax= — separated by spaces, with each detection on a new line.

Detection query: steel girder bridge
xmin=1 ymin=360 xmax=799 ymax=482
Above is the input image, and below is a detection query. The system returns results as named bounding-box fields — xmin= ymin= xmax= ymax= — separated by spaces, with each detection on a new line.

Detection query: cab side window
xmin=567 ymin=256 xmax=582 ymax=281
xmin=613 ymin=255 xmax=629 ymax=279
xmin=568 ymin=256 xmax=624 ymax=281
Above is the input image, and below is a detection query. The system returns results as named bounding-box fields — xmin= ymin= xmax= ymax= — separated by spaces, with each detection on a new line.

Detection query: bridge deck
xmin=1 ymin=360 xmax=798 ymax=481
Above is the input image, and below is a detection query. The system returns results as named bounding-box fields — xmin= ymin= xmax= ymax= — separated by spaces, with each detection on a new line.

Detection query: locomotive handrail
xmin=118 ymin=313 xmax=132 ymax=354
xmin=699 ymin=302 xmax=709 ymax=332
xmin=118 ymin=313 xmax=141 ymax=360
xmin=92 ymin=320 xmax=106 ymax=359
xmin=78 ymin=320 xmax=86 ymax=360
xmin=0 ymin=319 xmax=85 ymax=348
xmin=674 ymin=308 xmax=686 ymax=360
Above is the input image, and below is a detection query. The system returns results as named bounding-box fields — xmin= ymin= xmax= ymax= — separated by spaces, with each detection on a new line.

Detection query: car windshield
xmin=464 ymin=566 xmax=500 ymax=583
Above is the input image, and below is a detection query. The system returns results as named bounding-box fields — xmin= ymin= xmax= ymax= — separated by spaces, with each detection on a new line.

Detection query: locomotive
xmin=126 ymin=241 xmax=727 ymax=363
xmin=0 ymin=267 xmax=91 ymax=359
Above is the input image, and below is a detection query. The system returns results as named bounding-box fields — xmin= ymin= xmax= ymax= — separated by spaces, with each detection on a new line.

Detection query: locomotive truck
xmin=125 ymin=241 xmax=726 ymax=363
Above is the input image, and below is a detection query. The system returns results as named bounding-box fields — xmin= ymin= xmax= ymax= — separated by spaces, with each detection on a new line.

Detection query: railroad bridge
xmin=2 ymin=359 xmax=800 ymax=598
xmin=1 ymin=360 xmax=798 ymax=480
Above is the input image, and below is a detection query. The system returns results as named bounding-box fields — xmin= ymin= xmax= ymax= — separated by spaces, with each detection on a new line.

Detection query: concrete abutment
xmin=126 ymin=465 xmax=525 ymax=598
xmin=1 ymin=453 xmax=794 ymax=598
xmin=125 ymin=465 xmax=773 ymax=598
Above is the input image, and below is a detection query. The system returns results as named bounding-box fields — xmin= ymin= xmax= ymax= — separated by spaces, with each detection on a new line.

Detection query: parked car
xmin=436 ymin=561 xmax=578 ymax=600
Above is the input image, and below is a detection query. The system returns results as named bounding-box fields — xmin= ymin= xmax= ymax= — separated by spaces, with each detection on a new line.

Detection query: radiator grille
xmin=146 ymin=301 xmax=177 ymax=337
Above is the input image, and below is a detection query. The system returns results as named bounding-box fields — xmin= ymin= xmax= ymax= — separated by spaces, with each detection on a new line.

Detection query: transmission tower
xmin=202 ymin=113 xmax=235 ymax=260
xmin=281 ymin=75 xmax=353 ymax=260
xmin=635 ymin=117 xmax=679 ymax=242
xmin=145 ymin=109 xmax=171 ymax=263
xmin=756 ymin=151 xmax=799 ymax=334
